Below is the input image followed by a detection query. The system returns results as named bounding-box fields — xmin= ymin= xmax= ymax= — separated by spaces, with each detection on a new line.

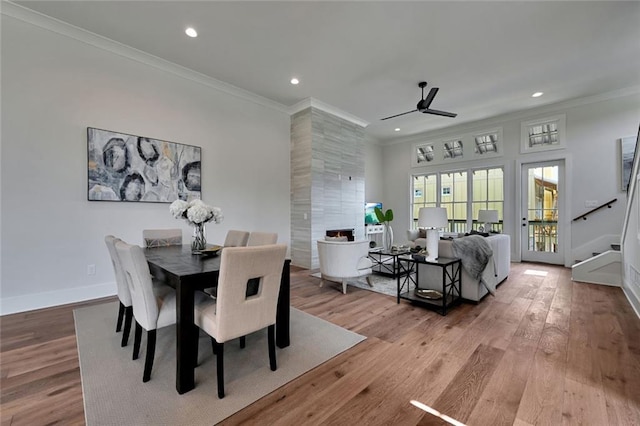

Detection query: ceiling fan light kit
xmin=381 ymin=81 xmax=457 ymax=121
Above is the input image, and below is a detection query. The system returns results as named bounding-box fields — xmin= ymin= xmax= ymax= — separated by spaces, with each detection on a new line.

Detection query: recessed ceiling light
xmin=290 ymin=78 xmax=299 ymax=85
xmin=185 ymin=27 xmax=198 ymax=38
xmin=395 ymin=128 xmax=401 ymax=132
xmin=531 ymin=92 xmax=543 ymax=98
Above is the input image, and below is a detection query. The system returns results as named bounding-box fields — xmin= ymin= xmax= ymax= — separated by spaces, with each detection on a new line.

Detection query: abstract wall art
xmin=87 ymin=127 xmax=201 ymax=202
xmin=621 ymin=135 xmax=637 ymax=192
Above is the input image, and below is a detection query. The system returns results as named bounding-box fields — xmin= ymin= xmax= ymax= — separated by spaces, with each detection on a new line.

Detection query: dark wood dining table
xmin=144 ymin=244 xmax=291 ymax=394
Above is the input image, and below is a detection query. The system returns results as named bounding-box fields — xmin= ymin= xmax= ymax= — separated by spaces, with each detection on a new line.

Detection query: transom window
xmin=474 ymin=132 xmax=498 ymax=154
xmin=521 ymin=114 xmax=566 ymax=153
xmin=443 ymin=140 xmax=463 ymax=159
xmin=416 ymin=144 xmax=434 ymax=163
xmin=528 ymin=123 xmax=558 ymax=147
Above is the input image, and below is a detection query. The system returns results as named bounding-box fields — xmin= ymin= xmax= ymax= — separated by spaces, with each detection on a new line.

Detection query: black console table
xmin=396 ymin=255 xmax=462 ymax=316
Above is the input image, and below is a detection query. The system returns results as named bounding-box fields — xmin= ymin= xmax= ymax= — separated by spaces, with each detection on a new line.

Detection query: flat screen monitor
xmin=365 ymin=202 xmax=382 ymax=225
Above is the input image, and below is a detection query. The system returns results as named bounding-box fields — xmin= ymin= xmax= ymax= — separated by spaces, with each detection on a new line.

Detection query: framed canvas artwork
xmin=87 ymin=127 xmax=201 ymax=202
xmin=620 ymin=136 xmax=636 ymax=192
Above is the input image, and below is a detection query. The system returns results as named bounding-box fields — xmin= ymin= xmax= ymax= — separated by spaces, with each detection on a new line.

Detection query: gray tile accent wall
xmin=291 ymin=107 xmax=366 ymax=269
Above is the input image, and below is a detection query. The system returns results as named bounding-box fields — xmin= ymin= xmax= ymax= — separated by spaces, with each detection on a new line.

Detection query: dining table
xmin=144 ymin=244 xmax=291 ymax=394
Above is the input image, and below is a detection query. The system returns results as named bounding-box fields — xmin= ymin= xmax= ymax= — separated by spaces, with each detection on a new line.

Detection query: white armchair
xmin=317 ymin=239 xmax=374 ymax=294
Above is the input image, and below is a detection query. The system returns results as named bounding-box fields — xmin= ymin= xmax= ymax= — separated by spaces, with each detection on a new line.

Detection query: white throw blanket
xmin=451 ymin=235 xmax=496 ymax=296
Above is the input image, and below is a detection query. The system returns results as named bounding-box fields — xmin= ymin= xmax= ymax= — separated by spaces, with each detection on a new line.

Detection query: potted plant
xmin=374 ymin=207 xmax=394 ymax=251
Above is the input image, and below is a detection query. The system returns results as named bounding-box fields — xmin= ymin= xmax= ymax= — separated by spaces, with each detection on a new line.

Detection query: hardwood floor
xmin=2 ymin=262 xmax=640 ymax=425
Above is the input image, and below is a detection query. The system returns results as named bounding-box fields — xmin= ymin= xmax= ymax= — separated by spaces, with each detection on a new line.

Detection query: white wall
xmin=622 ymin=136 xmax=640 ymax=315
xmin=380 ymin=91 xmax=640 ymax=264
xmin=1 ymin=11 xmax=291 ymax=314
xmin=364 ymin=137 xmax=384 ymax=203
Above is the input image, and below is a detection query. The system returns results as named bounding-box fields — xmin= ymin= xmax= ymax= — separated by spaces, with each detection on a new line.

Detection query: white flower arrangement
xmin=169 ymin=199 xmax=224 ymax=226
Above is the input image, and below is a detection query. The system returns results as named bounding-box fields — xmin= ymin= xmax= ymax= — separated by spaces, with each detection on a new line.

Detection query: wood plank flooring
xmin=2 ymin=262 xmax=640 ymax=425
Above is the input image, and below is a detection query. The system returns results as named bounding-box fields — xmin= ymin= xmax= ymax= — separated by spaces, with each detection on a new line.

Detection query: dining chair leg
xmin=239 ymin=336 xmax=246 ymax=349
xmin=143 ymin=329 xmax=156 ymax=383
xmin=121 ymin=306 xmax=133 ymax=347
xmin=215 ymin=341 xmax=225 ymax=399
xmin=211 ymin=337 xmax=218 ymax=355
xmin=116 ymin=302 xmax=125 ymax=332
xmin=133 ymin=321 xmax=143 ymax=360
xmin=268 ymin=324 xmax=277 ymax=371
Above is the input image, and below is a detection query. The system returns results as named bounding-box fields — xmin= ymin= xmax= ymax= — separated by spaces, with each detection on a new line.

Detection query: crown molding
xmin=384 ymin=85 xmax=640 ymax=146
xmin=2 ymin=1 xmax=290 ymax=115
xmin=289 ymin=97 xmax=369 ymax=128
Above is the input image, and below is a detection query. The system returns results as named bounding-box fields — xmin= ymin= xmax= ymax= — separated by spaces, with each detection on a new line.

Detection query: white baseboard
xmin=0 ymin=282 xmax=116 ymax=316
xmin=623 ymin=277 xmax=640 ymax=320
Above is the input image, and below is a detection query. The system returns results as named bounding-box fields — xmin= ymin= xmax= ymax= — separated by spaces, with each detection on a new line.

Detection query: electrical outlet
xmin=87 ymin=264 xmax=96 ymax=275
xmin=303 ymin=213 xmax=308 ymax=220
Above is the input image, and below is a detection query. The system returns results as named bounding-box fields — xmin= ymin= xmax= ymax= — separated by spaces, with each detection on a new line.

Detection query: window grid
xmin=474 ymin=133 xmax=498 ymax=154
xmin=443 ymin=140 xmax=463 ymax=159
xmin=411 ymin=167 xmax=504 ymax=233
xmin=417 ymin=145 xmax=434 ymax=163
xmin=528 ymin=122 xmax=558 ymax=147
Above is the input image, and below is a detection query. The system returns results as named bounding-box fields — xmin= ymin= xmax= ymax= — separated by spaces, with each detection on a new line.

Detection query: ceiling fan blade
xmin=422 ymin=108 xmax=457 ymax=118
xmin=380 ymin=109 xmax=418 ymax=120
xmin=422 ymin=87 xmax=439 ymax=109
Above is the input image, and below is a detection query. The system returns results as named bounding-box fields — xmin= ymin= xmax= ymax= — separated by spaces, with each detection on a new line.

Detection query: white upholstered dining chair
xmin=115 ymin=240 xmax=206 ymax=382
xmin=193 ymin=244 xmax=287 ymax=398
xmin=247 ymin=231 xmax=278 ymax=246
xmin=142 ymin=228 xmax=182 ymax=247
xmin=317 ymin=239 xmax=374 ymax=294
xmin=223 ymin=230 xmax=250 ymax=247
xmin=105 ymin=235 xmax=134 ymax=347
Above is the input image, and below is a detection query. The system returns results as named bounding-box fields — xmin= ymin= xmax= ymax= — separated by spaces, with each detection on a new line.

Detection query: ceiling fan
xmin=381 ymin=81 xmax=457 ymax=121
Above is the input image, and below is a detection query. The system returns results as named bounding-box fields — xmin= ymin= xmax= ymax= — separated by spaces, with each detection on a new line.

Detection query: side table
xmin=368 ymin=248 xmax=410 ymax=278
xmin=396 ymin=255 xmax=462 ymax=316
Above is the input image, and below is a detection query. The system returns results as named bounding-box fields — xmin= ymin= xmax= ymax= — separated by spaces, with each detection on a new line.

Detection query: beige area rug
xmin=74 ymin=301 xmax=365 ymax=425
xmin=310 ymin=272 xmax=398 ymax=297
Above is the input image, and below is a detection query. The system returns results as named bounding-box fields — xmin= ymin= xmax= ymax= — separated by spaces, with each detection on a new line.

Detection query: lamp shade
xmin=418 ymin=207 xmax=448 ymax=229
xmin=478 ymin=210 xmax=499 ymax=224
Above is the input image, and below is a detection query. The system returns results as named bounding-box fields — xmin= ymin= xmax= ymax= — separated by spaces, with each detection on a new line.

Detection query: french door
xmin=521 ymin=160 xmax=565 ymax=264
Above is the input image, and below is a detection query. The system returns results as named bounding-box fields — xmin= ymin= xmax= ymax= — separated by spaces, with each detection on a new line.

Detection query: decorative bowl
xmin=414 ymin=289 xmax=443 ymax=300
xmin=200 ymin=245 xmax=223 ymax=256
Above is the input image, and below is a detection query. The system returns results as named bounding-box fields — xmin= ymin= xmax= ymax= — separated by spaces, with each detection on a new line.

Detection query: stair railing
xmin=572 ymin=199 xmax=618 ymax=222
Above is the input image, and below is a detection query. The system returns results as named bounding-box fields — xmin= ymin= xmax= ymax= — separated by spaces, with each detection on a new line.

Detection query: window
xmin=443 ymin=139 xmax=463 ymax=159
xmin=472 ymin=168 xmax=504 ymax=232
xmin=416 ymin=144 xmax=434 ymax=163
xmin=474 ymin=132 xmax=498 ymax=154
xmin=440 ymin=171 xmax=468 ymax=233
xmin=411 ymin=167 xmax=504 ymax=233
xmin=521 ymin=114 xmax=566 ymax=153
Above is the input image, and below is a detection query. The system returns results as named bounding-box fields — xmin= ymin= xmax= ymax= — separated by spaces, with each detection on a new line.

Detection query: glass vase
xmin=191 ymin=223 xmax=207 ymax=254
xmin=384 ymin=223 xmax=394 ymax=252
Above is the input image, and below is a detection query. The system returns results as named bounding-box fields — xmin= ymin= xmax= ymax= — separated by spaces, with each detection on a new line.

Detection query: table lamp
xmin=478 ymin=209 xmax=499 ymax=232
xmin=418 ymin=207 xmax=448 ymax=261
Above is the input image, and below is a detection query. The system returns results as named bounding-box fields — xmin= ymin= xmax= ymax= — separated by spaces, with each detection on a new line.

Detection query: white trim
xmin=623 ymin=280 xmax=640 ymax=320
xmin=520 ymin=114 xmax=566 ymax=154
xmin=289 ymin=97 xmax=369 ymax=128
xmin=1 ymin=1 xmax=289 ymax=115
xmin=0 ymin=282 xmax=116 ymax=315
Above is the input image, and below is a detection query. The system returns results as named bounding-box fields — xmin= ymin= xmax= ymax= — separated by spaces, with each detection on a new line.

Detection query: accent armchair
xmin=317 ymin=239 xmax=374 ymax=294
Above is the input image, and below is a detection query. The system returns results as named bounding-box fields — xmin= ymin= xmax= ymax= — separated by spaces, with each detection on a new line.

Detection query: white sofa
xmin=407 ymin=231 xmax=510 ymax=302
